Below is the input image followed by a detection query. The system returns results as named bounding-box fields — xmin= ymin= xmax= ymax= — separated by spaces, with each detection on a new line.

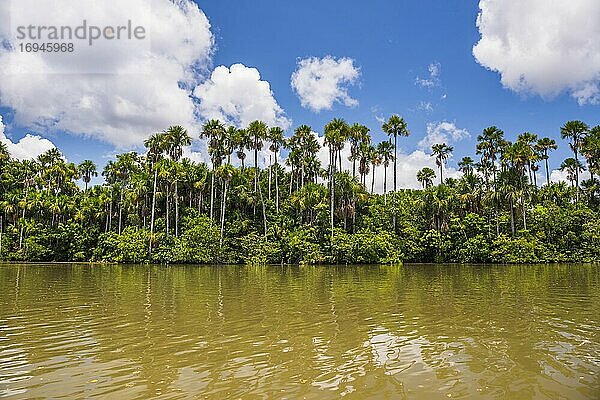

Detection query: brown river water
xmin=0 ymin=263 xmax=598 ymax=399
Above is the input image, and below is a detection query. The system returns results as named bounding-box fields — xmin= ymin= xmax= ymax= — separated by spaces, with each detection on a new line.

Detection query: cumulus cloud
xmin=418 ymin=121 xmax=470 ymax=150
xmin=0 ymin=0 xmax=214 ymax=147
xmin=0 ymin=115 xmax=56 ymax=160
xmin=549 ymin=168 xmax=590 ymax=185
xmin=193 ymin=64 xmax=291 ymax=129
xmin=473 ymin=0 xmax=600 ymax=105
xmin=415 ymin=62 xmax=441 ymax=88
xmin=291 ymin=56 xmax=360 ymax=112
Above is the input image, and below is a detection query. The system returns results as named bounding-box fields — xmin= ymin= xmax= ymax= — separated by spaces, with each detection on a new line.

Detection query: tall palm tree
xmin=268 ymin=126 xmax=285 ymax=213
xmin=535 ymin=137 xmax=558 ymax=186
xmin=234 ymin=128 xmax=250 ymax=169
xmin=582 ymin=125 xmax=600 ymax=181
xmin=458 ymin=156 xmax=474 ymax=176
xmin=416 ymin=167 xmax=435 ymax=189
xmin=560 ymin=158 xmax=586 ymax=188
xmin=216 ymin=163 xmax=235 ymax=246
xmin=431 ymin=143 xmax=453 ymax=183
xmin=370 ymin=147 xmax=382 ymax=194
xmin=376 ymin=141 xmax=394 ymax=204
xmin=164 ymin=125 xmax=191 ymax=237
xmin=516 ymin=132 xmax=538 ymax=184
xmin=382 ymin=115 xmax=409 ymax=229
xmin=324 ymin=118 xmax=349 ymax=240
xmin=144 ymin=132 xmax=166 ymax=248
xmin=78 ymin=160 xmax=97 ymax=191
xmin=561 ymin=120 xmax=589 ymax=199
xmin=348 ymin=123 xmax=370 ymax=178
xmin=246 ymin=120 xmax=268 ymax=233
xmin=200 ymin=120 xmax=226 ymax=220
xmin=357 ymin=142 xmax=372 ymax=187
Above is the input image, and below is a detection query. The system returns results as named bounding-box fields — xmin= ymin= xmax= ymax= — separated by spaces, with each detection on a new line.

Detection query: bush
xmin=331 ymin=229 xmax=402 ymax=264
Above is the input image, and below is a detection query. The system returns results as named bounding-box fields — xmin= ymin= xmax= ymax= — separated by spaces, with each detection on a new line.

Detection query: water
xmin=0 ymin=263 xmax=598 ymax=399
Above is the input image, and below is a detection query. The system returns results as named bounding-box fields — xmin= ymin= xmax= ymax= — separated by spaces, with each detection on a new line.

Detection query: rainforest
xmin=0 ymin=117 xmax=599 ymax=265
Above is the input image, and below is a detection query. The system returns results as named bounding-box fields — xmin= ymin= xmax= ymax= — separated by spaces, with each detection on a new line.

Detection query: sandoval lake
xmin=0 ymin=263 xmax=598 ymax=399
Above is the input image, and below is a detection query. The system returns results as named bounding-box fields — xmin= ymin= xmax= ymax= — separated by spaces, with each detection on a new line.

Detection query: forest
xmin=0 ymin=117 xmax=599 ymax=264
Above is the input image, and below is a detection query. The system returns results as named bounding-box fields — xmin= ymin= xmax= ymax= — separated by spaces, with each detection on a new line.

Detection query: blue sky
xmin=0 ymin=0 xmax=598 ymax=187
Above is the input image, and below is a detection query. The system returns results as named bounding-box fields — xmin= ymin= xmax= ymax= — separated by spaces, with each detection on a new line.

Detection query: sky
xmin=0 ymin=0 xmax=599 ymax=189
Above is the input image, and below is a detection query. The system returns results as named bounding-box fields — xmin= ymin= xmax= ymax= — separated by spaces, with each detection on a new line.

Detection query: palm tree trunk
xmin=275 ymin=153 xmax=280 ymax=213
xmin=575 ymin=148 xmax=580 ymax=201
xmin=510 ymin=197 xmax=515 ymax=236
xmin=165 ymin=184 xmax=169 ymax=236
xmin=330 ymin=148 xmax=335 ymax=241
xmin=383 ymin=165 xmax=387 ymax=205
xmin=254 ymin=146 xmax=258 ymax=217
xmin=220 ymin=180 xmax=228 ymax=246
xmin=258 ymin=178 xmax=267 ymax=235
xmin=393 ymin=134 xmax=397 ymax=230
xmin=268 ymin=155 xmax=272 ymax=200
xmin=18 ymin=187 xmax=27 ymax=249
xmin=149 ymin=168 xmax=158 ymax=253
xmin=174 ymin=180 xmax=179 ymax=238
xmin=118 ymin=189 xmax=123 ymax=234
xmin=371 ymin=165 xmax=376 ymax=194
xmin=210 ymin=169 xmax=215 ymax=220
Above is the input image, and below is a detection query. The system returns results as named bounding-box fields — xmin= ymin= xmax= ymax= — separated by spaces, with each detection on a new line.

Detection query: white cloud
xmin=473 ymin=0 xmax=600 ymax=105
xmin=291 ymin=56 xmax=360 ymax=112
xmin=0 ymin=0 xmax=214 ymax=148
xmin=418 ymin=121 xmax=470 ymax=150
xmin=549 ymin=168 xmax=590 ymax=185
xmin=193 ymin=63 xmax=291 ymax=129
xmin=415 ymin=62 xmax=441 ymax=88
xmin=417 ymin=101 xmax=433 ymax=112
xmin=0 ymin=115 xmax=56 ymax=161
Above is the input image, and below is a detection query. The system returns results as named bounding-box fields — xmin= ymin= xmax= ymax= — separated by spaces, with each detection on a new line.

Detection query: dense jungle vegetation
xmin=0 ymin=117 xmax=599 ymax=264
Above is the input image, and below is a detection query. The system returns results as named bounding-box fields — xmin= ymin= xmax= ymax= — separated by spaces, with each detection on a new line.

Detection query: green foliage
xmin=280 ymin=227 xmax=325 ymax=265
xmin=94 ymin=227 xmax=150 ymax=263
xmin=331 ymin=229 xmax=402 ymax=264
xmin=490 ymin=234 xmax=539 ymax=263
xmin=1 ymin=121 xmax=600 ymax=265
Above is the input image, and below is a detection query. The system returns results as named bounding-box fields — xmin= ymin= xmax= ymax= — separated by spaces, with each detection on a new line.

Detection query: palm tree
xmin=348 ymin=123 xmax=370 ymax=178
xmin=382 ymin=115 xmax=409 ymax=229
xmin=369 ymin=145 xmax=382 ymax=194
xmin=416 ymin=167 xmax=435 ymax=189
xmin=268 ymin=126 xmax=285 ymax=213
xmin=324 ymin=119 xmax=349 ymax=240
xmin=516 ymin=132 xmax=538 ymax=184
xmin=164 ymin=125 xmax=191 ymax=237
xmin=535 ymin=137 xmax=558 ymax=186
xmin=582 ymin=125 xmax=600 ymax=181
xmin=246 ymin=120 xmax=268 ymax=233
xmin=376 ymin=141 xmax=394 ymax=204
xmin=200 ymin=120 xmax=226 ymax=220
xmin=357 ymin=142 xmax=372 ymax=187
xmin=78 ymin=160 xmax=97 ymax=191
xmin=561 ymin=120 xmax=589 ymax=198
xmin=234 ymin=128 xmax=251 ymax=169
xmin=144 ymin=132 xmax=166 ymax=248
xmin=216 ymin=164 xmax=235 ymax=246
xmin=560 ymin=158 xmax=586 ymax=188
xmin=458 ymin=156 xmax=475 ymax=176
xmin=431 ymin=143 xmax=453 ymax=183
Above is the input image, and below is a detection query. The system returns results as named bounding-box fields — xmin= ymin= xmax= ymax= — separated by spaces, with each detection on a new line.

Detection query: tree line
xmin=0 ymin=117 xmax=599 ymax=264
